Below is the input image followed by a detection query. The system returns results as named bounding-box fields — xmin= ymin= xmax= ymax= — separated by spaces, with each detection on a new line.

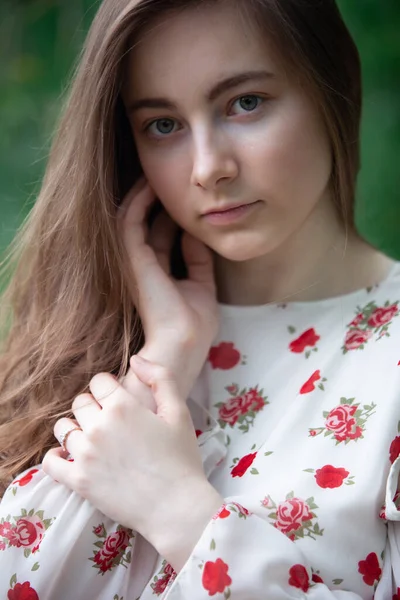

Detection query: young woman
xmin=0 ymin=0 xmax=399 ymax=598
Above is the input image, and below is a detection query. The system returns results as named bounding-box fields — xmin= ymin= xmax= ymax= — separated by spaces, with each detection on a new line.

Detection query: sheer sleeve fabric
xmin=0 ymin=466 xmax=141 ymax=599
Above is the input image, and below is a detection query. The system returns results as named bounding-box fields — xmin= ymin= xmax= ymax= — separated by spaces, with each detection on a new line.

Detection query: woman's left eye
xmin=230 ymin=95 xmax=264 ymax=114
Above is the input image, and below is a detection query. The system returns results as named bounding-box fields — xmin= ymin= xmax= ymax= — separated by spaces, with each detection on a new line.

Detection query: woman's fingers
xmin=118 ymin=176 xmax=148 ymax=219
xmin=54 ymin=394 xmax=101 ymax=456
xmin=53 ymin=417 xmax=84 ymax=456
xmin=181 ymin=232 xmax=216 ymax=291
xmin=42 ymin=447 xmax=74 ymax=485
xmin=119 ymin=180 xmax=155 ymax=255
xmin=89 ymin=372 xmax=141 ymax=410
xmin=130 ymin=355 xmax=187 ymax=421
xmin=147 ymin=210 xmax=178 ymax=275
xmin=71 ymin=393 xmax=102 ymax=428
xmin=119 ymin=181 xmax=169 ymax=295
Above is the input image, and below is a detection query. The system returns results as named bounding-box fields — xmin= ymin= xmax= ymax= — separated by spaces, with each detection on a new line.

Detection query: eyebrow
xmin=127 ymin=70 xmax=274 ymax=113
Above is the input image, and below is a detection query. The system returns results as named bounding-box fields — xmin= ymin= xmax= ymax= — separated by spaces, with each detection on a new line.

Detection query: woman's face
xmin=124 ymin=3 xmax=333 ymax=262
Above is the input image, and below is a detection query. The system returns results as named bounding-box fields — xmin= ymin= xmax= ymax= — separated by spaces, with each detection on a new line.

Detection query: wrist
xmin=138 ymin=342 xmax=203 ymax=399
xmin=148 ymin=479 xmax=224 ymax=573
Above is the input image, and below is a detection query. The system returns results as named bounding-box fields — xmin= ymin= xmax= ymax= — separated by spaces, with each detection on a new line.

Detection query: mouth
xmin=201 ymin=200 xmax=262 ymax=225
xmin=202 ymin=201 xmax=260 ymax=216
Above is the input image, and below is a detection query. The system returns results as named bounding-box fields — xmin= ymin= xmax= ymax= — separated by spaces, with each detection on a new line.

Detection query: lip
xmin=202 ymin=202 xmax=256 ymax=215
xmin=201 ymin=200 xmax=261 ymax=225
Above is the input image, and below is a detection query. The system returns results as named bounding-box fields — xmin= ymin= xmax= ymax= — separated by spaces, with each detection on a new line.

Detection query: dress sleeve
xmin=0 ymin=465 xmax=139 ymax=600
xmin=164 ymin=498 xmax=385 ymax=599
xmin=374 ymin=453 xmax=400 ymax=600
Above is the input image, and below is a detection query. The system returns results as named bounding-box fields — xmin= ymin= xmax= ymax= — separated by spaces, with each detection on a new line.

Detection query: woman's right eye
xmin=146 ymin=118 xmax=178 ymax=137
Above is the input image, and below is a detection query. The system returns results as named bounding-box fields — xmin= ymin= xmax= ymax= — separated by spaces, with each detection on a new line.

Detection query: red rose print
xmin=0 ymin=541 xmax=6 ymax=551
xmin=12 ymin=470 xmax=39 ymax=487
xmin=389 ymin=436 xmax=400 ymax=464
xmin=231 ymin=452 xmax=257 ymax=478
xmin=93 ymin=528 xmax=130 ymax=572
xmin=152 ymin=577 xmax=169 ymax=595
xmin=325 ymin=404 xmax=362 ymax=442
xmin=274 ymin=498 xmax=313 ymax=536
xmin=218 ymin=396 xmax=247 ymax=426
xmin=208 ymin=342 xmax=241 ymax=370
xmin=349 ymin=313 xmax=364 ymax=327
xmin=93 ymin=524 xmax=103 ymax=536
xmin=202 ymin=558 xmax=232 ymax=596
xmin=358 ymin=552 xmax=382 ymax=586
xmin=150 ymin=562 xmax=176 ymax=595
xmin=290 ymin=328 xmax=320 ymax=353
xmin=314 ymin=465 xmax=349 ymax=489
xmin=261 ymin=496 xmax=272 ymax=508
xmin=164 ymin=563 xmax=176 ymax=577
xmin=7 ymin=581 xmax=39 ymax=600
xmin=0 ymin=521 xmax=12 ymax=537
xmin=226 ymin=384 xmax=238 ymax=394
xmin=242 ymin=388 xmax=265 ymax=412
xmin=346 ymin=425 xmax=363 ymax=441
xmin=312 ymin=573 xmax=324 ymax=584
xmin=300 ymin=370 xmax=321 ymax=394
xmin=393 ymin=587 xmax=400 ymax=600
xmin=344 ymin=328 xmax=372 ymax=351
xmin=8 ymin=516 xmax=45 ymax=549
xmin=195 ymin=429 xmax=203 ymax=438
xmin=216 ymin=506 xmax=231 ymax=519
xmin=288 ymin=564 xmax=310 ymax=592
xmin=217 ymin=386 xmax=267 ymax=431
xmin=368 ymin=305 xmax=398 ymax=328
xmin=230 ymin=502 xmax=251 ymax=517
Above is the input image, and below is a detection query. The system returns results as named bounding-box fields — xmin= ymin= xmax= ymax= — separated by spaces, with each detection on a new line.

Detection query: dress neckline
xmin=218 ymin=261 xmax=400 ymax=319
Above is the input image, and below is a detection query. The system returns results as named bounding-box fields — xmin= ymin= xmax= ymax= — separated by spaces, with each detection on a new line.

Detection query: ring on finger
xmin=59 ymin=426 xmax=83 ymax=453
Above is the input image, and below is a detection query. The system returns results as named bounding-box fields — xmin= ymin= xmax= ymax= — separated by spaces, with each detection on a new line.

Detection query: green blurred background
xmin=0 ymin=0 xmax=399 ymax=257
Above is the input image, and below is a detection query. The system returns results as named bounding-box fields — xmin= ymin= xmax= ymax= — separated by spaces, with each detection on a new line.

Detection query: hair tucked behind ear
xmin=0 ymin=0 xmax=362 ymax=495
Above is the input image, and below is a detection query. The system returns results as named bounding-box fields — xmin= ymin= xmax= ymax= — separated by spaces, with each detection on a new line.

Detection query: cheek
xmin=246 ymin=108 xmax=331 ymax=204
xmin=138 ymin=149 xmax=190 ymax=222
xmin=283 ymin=123 xmax=331 ymax=194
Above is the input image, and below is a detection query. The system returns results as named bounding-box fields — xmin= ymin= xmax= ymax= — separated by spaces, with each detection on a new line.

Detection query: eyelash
xmin=143 ymin=94 xmax=266 ymax=139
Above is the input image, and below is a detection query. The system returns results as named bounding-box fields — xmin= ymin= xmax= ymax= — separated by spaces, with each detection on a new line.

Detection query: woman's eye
xmin=147 ymin=118 xmax=177 ymax=136
xmin=231 ymin=95 xmax=263 ymax=114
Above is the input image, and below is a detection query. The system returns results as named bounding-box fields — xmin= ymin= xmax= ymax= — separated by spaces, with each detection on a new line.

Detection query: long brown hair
xmin=0 ymin=0 xmax=362 ymax=494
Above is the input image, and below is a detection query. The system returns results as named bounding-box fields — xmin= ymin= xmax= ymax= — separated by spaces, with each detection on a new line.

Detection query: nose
xmin=190 ymin=128 xmax=238 ymax=190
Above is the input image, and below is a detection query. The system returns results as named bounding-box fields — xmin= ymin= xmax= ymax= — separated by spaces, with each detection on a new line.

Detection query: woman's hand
xmin=44 ymin=357 xmax=223 ymax=572
xmin=119 ymin=178 xmax=219 ymax=400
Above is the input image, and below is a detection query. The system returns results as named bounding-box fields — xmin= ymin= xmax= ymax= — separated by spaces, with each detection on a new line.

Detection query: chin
xmin=210 ymin=240 xmax=272 ymax=263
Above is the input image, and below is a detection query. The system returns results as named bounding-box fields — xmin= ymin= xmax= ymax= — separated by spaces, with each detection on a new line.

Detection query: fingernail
xmin=131 ymin=355 xmax=146 ymax=365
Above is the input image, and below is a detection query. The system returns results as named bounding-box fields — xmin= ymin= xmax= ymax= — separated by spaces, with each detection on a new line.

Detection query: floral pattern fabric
xmin=1 ymin=263 xmax=400 ymax=599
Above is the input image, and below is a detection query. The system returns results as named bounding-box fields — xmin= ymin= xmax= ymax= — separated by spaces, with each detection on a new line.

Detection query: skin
xmin=124 ymin=2 xmax=392 ymax=305
xmin=47 ymin=183 xmax=223 ymax=573
xmin=46 ymin=2 xmax=394 ymax=577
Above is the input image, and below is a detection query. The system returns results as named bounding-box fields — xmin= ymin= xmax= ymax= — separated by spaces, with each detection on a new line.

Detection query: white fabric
xmin=1 ymin=263 xmax=400 ymax=599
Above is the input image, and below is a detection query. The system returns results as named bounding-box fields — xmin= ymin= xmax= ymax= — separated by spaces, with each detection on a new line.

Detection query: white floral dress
xmin=2 ymin=263 xmax=400 ymax=600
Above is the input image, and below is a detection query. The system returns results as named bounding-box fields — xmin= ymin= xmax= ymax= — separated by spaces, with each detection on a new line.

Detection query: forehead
xmin=125 ymin=3 xmax=279 ymax=96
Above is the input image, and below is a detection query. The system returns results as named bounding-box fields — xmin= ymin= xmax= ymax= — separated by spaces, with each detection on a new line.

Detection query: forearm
xmin=137 ymin=340 xmax=206 ymax=400
xmin=147 ymin=479 xmax=224 ymax=573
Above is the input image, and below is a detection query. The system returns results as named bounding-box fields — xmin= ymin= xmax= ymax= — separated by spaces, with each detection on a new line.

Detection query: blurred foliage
xmin=0 ymin=0 xmax=399 ymax=256
xmin=0 ymin=0 xmax=99 ymax=248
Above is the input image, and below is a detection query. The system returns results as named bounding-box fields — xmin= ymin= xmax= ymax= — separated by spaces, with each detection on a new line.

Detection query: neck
xmin=214 ymin=198 xmax=394 ymax=306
